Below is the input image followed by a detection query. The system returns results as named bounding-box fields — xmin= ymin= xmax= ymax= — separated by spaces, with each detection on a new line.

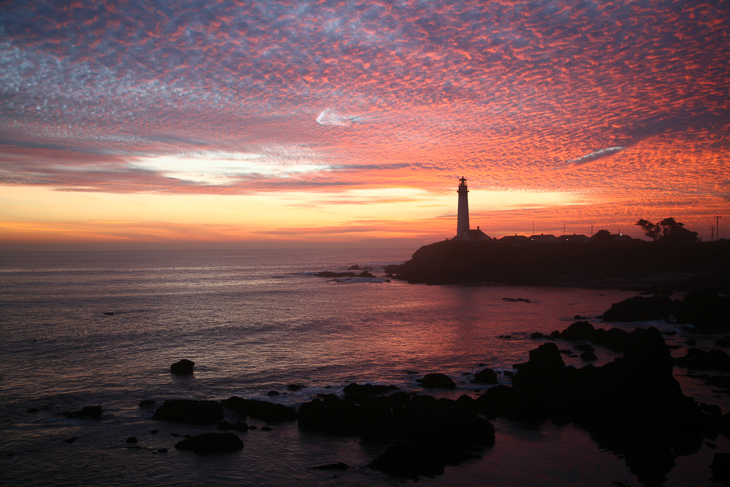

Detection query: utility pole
xmin=711 ymin=226 xmax=715 ymax=242
xmin=716 ymin=216 xmax=722 ymax=240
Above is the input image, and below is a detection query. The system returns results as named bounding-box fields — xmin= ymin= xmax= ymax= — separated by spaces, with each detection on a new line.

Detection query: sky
xmin=1 ymin=0 xmax=729 ymax=249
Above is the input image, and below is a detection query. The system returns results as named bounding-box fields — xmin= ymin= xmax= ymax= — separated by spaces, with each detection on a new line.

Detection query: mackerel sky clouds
xmin=1 ymin=0 xmax=728 ymax=246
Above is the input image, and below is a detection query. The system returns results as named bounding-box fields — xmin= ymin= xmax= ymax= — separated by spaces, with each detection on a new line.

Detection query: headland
xmin=385 ymin=239 xmax=730 ymax=291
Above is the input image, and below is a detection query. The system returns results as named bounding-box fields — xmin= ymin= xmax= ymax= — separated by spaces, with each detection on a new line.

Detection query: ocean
xmin=0 ymin=248 xmax=726 ymax=486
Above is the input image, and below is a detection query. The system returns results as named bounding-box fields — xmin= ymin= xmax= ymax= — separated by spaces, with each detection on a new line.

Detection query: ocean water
xmin=0 ymin=248 xmax=727 ymax=486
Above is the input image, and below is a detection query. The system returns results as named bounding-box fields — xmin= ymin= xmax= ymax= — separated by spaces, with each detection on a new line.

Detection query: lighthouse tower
xmin=456 ymin=176 xmax=470 ymax=237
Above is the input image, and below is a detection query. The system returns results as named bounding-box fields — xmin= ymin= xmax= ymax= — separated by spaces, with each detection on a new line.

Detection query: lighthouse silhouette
xmin=457 ymin=176 xmax=470 ymax=237
xmin=455 ymin=177 xmax=490 ymax=241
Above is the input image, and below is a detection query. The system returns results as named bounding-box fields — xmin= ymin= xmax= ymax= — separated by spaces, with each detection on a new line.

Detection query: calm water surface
xmin=1 ymin=248 xmax=726 ymax=486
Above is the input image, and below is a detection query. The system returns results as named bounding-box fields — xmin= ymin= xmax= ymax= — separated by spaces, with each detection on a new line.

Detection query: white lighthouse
xmin=456 ymin=176 xmax=470 ymax=237
xmin=454 ymin=177 xmax=490 ymax=241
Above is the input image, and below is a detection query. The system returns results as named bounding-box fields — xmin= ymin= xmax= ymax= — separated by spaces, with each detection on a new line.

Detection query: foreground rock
xmin=298 ymin=384 xmax=494 ymax=478
xmin=601 ymin=291 xmax=730 ymax=331
xmin=472 ymin=368 xmax=498 ymax=384
xmin=221 ymin=396 xmax=297 ymax=422
xmin=170 ymin=359 xmax=195 ymax=375
xmin=602 ymin=295 xmax=678 ymax=322
xmin=174 ymin=432 xmax=243 ymax=454
xmin=417 ymin=373 xmax=456 ymax=389
xmin=675 ymin=348 xmax=730 ymax=371
xmin=476 ymin=327 xmax=713 ymax=486
xmin=152 ymin=399 xmax=223 ymax=424
xmin=546 ymin=321 xmax=631 ymax=351
xmin=369 ymin=441 xmax=476 ymax=479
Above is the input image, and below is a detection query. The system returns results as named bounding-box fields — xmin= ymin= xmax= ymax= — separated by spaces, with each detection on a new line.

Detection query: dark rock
xmin=103 ymin=312 xmax=114 ymax=315
xmin=343 ymin=383 xmax=399 ymax=402
xmin=139 ymin=399 xmax=155 ymax=407
xmin=174 ymin=432 xmax=243 ymax=454
xmin=157 ymin=448 xmax=167 ymax=453
xmin=299 ymin=392 xmax=495 ymax=446
xmin=712 ymin=452 xmax=730 ymax=483
xmin=316 ymin=271 xmax=356 ymax=278
xmin=560 ymin=321 xmax=596 ymax=341
xmin=261 ymin=426 xmax=273 ymax=431
xmin=676 ymin=348 xmax=730 ymax=372
xmin=575 ymin=344 xmax=594 ymax=352
xmin=502 ymin=297 xmax=530 ymax=302
xmin=357 ymin=270 xmax=376 ymax=278
xmin=311 ymin=462 xmax=349 ymax=471
xmin=267 ymin=391 xmax=280 ymax=396
xmin=347 ymin=265 xmax=361 ymax=270
xmin=170 ymin=359 xmax=195 ymax=375
xmin=63 ymin=405 xmax=103 ymax=420
xmin=65 ymin=437 xmax=76 ymax=444
xmin=152 ymin=400 xmax=223 ymax=424
xmin=221 ymin=396 xmax=297 ymax=422
xmin=512 ymin=342 xmax=566 ymax=390
xmin=126 ymin=437 xmax=138 ymax=443
xmin=530 ymin=332 xmax=544 ymax=339
xmin=298 ymin=394 xmax=357 ymax=436
xmin=472 ymin=368 xmax=498 ymax=384
xmin=417 ymin=373 xmax=456 ymax=389
xmin=716 ymin=337 xmax=730 ymax=347
xmin=602 ymin=295 xmax=677 ymax=322
xmin=683 ymin=291 xmax=730 ymax=331
xmin=581 ymin=351 xmax=598 ymax=361
xmin=26 ymin=407 xmax=41 ymax=414
xmin=287 ymin=384 xmax=305 ymax=391
xmin=151 ymin=430 xmax=159 ymax=434
xmin=369 ymin=441 xmax=475 ymax=479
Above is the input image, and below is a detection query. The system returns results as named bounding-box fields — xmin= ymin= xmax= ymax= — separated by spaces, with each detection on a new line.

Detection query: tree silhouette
xmin=635 ymin=218 xmax=698 ymax=242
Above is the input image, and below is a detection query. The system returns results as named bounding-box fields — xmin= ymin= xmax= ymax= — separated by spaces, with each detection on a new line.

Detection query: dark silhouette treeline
xmin=385 ymin=239 xmax=730 ymax=290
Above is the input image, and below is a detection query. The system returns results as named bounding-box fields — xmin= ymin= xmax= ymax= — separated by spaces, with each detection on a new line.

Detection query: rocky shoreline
xmin=33 ymin=293 xmax=730 ymax=484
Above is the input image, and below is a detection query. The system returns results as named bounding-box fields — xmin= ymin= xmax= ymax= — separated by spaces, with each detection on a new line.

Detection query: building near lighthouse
xmin=454 ymin=177 xmax=490 ymax=241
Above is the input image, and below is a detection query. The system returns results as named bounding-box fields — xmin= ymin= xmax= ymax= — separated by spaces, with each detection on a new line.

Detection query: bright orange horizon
xmin=1 ymin=1 xmax=728 ymax=250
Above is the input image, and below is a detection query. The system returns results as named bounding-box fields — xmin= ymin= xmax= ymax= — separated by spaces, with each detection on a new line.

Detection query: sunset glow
xmin=1 ymin=0 xmax=728 ymax=248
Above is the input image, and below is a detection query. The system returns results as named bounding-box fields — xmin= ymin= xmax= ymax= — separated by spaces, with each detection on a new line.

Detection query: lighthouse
xmin=454 ymin=177 xmax=490 ymax=241
xmin=456 ymin=176 xmax=470 ymax=237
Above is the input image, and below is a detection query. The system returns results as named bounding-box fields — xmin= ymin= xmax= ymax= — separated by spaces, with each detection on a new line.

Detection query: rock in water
xmin=170 ymin=359 xmax=195 ymax=375
xmin=601 ymin=295 xmax=677 ymax=322
xmin=174 ymin=433 xmax=243 ymax=454
xmin=472 ymin=368 xmax=498 ymax=384
xmin=152 ymin=399 xmax=223 ymax=424
xmin=417 ymin=373 xmax=456 ymax=389
xmin=68 ymin=406 xmax=102 ymax=420
xmin=63 ymin=405 xmax=103 ymax=420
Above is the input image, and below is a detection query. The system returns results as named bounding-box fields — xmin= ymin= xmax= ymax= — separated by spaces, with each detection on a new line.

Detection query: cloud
xmin=316 ymin=109 xmax=369 ymax=127
xmin=567 ymin=146 xmax=625 ymax=167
